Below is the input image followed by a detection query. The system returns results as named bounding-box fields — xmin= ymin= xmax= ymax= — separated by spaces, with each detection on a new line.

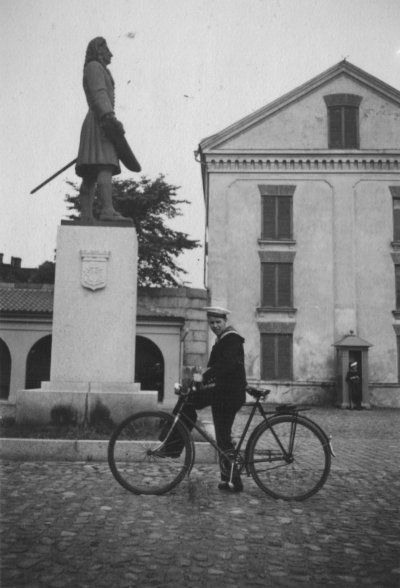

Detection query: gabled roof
xmin=334 ymin=332 xmax=372 ymax=348
xmin=199 ymin=60 xmax=400 ymax=151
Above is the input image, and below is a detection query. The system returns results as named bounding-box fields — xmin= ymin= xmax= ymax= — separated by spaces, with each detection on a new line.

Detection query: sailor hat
xmin=204 ymin=306 xmax=231 ymax=318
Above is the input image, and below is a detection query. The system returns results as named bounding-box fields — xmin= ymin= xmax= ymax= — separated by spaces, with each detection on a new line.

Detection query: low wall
xmin=369 ymin=384 xmax=400 ymax=408
xmin=247 ymin=381 xmax=336 ymax=406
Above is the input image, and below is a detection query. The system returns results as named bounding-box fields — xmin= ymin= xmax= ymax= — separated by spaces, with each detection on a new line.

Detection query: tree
xmin=30 ymin=260 xmax=56 ymax=284
xmin=65 ymin=175 xmax=200 ymax=287
xmin=0 ymin=259 xmax=54 ymax=284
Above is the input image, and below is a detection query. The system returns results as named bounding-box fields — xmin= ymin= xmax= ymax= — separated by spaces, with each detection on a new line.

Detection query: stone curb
xmin=0 ymin=438 xmax=218 ymax=463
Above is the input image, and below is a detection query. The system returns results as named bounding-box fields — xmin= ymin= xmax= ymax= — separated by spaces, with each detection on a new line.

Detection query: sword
xmin=30 ymin=158 xmax=77 ymax=194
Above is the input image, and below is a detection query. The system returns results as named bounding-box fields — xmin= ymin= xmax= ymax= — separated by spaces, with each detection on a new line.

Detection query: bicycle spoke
xmin=108 ymin=412 xmax=193 ymax=495
xmin=248 ymin=415 xmax=330 ymax=501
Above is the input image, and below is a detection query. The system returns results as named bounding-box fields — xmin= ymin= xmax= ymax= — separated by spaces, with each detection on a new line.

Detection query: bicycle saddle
xmin=246 ymin=386 xmax=270 ymax=399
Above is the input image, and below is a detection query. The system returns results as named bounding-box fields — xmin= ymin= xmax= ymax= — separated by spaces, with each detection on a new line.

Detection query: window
xmin=324 ymin=94 xmax=362 ymax=149
xmin=397 ymin=336 xmax=400 ymax=383
xmin=259 ymin=185 xmax=295 ymax=240
xmin=261 ymin=333 xmax=292 ymax=380
xmin=262 ymin=196 xmax=292 ymax=239
xmin=395 ymin=266 xmax=400 ymax=309
xmin=262 ymin=263 xmax=292 ymax=308
xmin=391 ymin=188 xmax=400 ymax=241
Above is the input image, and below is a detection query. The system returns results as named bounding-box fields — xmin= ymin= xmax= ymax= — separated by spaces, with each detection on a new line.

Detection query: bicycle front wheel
xmin=247 ymin=414 xmax=331 ymax=501
xmin=108 ymin=411 xmax=193 ymax=495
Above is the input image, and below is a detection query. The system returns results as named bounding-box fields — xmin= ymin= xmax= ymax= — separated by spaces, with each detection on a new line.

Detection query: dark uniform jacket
xmin=203 ymin=326 xmax=247 ymax=409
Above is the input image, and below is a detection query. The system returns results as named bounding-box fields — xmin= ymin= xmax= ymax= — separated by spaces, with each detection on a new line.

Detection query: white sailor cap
xmin=350 ymin=361 xmax=358 ymax=368
xmin=204 ymin=306 xmax=231 ymax=318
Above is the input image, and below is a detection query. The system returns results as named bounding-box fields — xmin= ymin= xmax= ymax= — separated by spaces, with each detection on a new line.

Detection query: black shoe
xmin=218 ymin=481 xmax=244 ymax=493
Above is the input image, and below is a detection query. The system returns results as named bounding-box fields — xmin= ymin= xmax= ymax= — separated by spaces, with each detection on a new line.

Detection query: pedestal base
xmin=16 ymin=382 xmax=158 ymax=425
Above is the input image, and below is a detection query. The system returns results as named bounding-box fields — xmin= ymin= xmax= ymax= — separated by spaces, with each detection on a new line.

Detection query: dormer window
xmin=324 ymin=94 xmax=362 ymax=149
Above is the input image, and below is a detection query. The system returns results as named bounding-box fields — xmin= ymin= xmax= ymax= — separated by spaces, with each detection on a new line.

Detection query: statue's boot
xmin=98 ymin=176 xmax=125 ymax=221
xmin=99 ymin=209 xmax=125 ymax=221
xmin=79 ymin=181 xmax=95 ymax=222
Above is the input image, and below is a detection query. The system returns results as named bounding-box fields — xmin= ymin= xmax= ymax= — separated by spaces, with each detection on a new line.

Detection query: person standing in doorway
xmin=346 ymin=361 xmax=362 ymax=410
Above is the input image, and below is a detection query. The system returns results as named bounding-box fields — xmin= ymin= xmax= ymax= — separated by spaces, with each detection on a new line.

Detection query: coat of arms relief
xmin=80 ymin=250 xmax=110 ymax=291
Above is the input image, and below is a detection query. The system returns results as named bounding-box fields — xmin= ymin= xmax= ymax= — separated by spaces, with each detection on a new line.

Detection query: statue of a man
xmin=75 ymin=37 xmax=126 ymax=222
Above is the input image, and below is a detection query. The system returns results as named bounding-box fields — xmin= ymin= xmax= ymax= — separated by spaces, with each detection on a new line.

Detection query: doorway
xmin=25 ymin=335 xmax=52 ymax=389
xmin=0 ymin=338 xmax=11 ymax=399
xmin=135 ymin=336 xmax=165 ymax=402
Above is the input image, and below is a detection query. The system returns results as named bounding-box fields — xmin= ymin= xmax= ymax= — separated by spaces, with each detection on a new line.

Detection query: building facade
xmin=198 ymin=61 xmax=400 ymax=406
xmin=0 ymin=283 xmax=208 ymax=415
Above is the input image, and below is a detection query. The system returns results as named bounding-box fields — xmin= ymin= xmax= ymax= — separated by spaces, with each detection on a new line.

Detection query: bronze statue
xmin=30 ymin=37 xmax=141 ymax=216
xmin=75 ymin=37 xmax=140 ymax=222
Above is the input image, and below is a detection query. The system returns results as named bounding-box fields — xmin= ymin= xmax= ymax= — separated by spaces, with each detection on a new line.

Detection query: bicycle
xmin=108 ymin=385 xmax=334 ymax=501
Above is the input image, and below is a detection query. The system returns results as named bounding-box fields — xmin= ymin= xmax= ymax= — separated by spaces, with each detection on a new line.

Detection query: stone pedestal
xmin=16 ymin=223 xmax=157 ymax=424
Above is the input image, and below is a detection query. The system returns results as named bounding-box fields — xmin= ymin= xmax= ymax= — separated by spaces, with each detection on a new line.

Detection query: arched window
xmin=0 ymin=339 xmax=11 ymax=400
xmin=135 ymin=336 xmax=164 ymax=402
xmin=25 ymin=335 xmax=52 ymax=389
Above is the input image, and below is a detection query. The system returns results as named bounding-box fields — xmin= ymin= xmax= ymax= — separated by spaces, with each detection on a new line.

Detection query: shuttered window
xmin=262 ymin=263 xmax=292 ymax=307
xmin=262 ymin=195 xmax=292 ymax=240
xmin=396 ymin=266 xmax=400 ymax=309
xmin=324 ymin=94 xmax=361 ymax=149
xmin=393 ymin=197 xmax=400 ymax=242
xmin=328 ymin=106 xmax=358 ymax=148
xmin=398 ymin=336 xmax=400 ymax=383
xmin=261 ymin=334 xmax=293 ymax=380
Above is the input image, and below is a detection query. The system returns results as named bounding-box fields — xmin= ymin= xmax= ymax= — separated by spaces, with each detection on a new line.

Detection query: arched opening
xmin=135 ymin=336 xmax=164 ymax=402
xmin=25 ymin=335 xmax=52 ymax=389
xmin=0 ymin=338 xmax=11 ymax=400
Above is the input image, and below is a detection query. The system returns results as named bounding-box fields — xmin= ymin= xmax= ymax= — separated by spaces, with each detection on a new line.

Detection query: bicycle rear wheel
xmin=247 ymin=414 xmax=331 ymax=501
xmin=108 ymin=411 xmax=193 ymax=495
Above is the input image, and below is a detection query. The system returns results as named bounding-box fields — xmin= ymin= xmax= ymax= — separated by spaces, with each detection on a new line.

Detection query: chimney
xmin=11 ymin=257 xmax=22 ymax=269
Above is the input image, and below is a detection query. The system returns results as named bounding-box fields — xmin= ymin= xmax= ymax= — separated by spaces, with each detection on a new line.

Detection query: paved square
xmin=1 ymin=407 xmax=399 ymax=587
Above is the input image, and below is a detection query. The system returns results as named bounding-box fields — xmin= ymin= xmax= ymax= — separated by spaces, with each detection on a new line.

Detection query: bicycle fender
xmin=244 ymin=421 xmax=268 ymax=471
xmin=295 ymin=414 xmax=335 ymax=456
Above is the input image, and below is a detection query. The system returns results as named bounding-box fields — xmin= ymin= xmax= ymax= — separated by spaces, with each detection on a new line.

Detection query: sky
xmin=1 ymin=0 xmax=399 ymax=287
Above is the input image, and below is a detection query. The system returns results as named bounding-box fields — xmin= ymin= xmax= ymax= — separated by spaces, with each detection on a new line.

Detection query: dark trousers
xmin=350 ymin=384 xmax=362 ymax=408
xmin=166 ymin=389 xmax=242 ymax=481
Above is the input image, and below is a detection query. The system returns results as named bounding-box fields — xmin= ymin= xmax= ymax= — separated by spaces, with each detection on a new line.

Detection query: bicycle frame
xmin=167 ymin=394 xmax=300 ymax=476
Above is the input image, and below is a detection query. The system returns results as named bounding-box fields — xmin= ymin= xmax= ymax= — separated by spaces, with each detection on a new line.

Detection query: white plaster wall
xmin=221 ymin=76 xmax=400 ymax=150
xmin=0 ymin=321 xmax=51 ymax=403
xmin=207 ymin=175 xmax=261 ymax=377
xmin=292 ymin=181 xmax=335 ymax=380
xmin=354 ymin=180 xmax=398 ymax=382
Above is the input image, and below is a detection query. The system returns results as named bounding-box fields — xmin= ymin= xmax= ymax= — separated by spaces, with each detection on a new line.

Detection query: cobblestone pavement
xmin=1 ymin=408 xmax=400 ymax=588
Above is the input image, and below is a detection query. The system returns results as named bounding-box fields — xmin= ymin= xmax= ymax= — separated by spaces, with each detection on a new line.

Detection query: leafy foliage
xmin=30 ymin=260 xmax=56 ymax=284
xmin=65 ymin=175 xmax=200 ymax=286
xmin=0 ymin=259 xmax=55 ymax=284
